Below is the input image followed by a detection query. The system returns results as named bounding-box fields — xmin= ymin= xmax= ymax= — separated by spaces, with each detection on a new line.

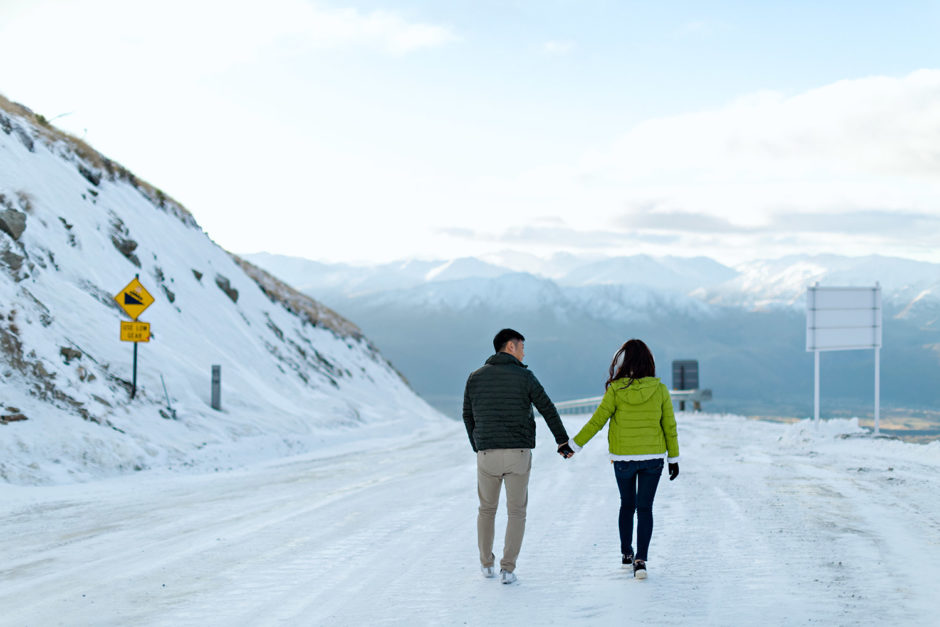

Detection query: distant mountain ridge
xmin=245 ymin=251 xmax=940 ymax=421
xmin=245 ymin=250 xmax=940 ymax=312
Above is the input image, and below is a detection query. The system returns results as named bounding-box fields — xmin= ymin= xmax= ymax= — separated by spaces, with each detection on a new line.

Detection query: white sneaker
xmin=500 ymin=569 xmax=517 ymax=584
xmin=481 ymin=565 xmax=496 ymax=578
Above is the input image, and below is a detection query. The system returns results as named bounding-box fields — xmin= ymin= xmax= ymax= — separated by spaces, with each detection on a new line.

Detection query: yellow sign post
xmin=115 ymin=275 xmax=155 ymax=399
xmin=114 ymin=277 xmax=154 ymax=321
xmin=120 ymin=321 xmax=151 ymax=342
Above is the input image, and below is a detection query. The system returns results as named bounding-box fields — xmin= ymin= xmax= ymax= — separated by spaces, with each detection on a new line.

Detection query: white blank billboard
xmin=806 ymin=286 xmax=882 ymax=352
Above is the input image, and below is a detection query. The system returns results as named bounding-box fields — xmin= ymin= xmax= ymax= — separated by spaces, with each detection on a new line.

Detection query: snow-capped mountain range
xmin=245 ymin=251 xmax=940 ymax=420
xmin=0 ymin=96 xmax=443 ymax=485
xmin=246 ymin=250 xmax=940 ymax=314
xmin=244 ymin=251 xmax=940 ymax=344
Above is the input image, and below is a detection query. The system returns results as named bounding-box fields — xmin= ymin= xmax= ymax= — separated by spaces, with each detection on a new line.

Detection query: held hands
xmin=668 ymin=462 xmax=679 ymax=481
xmin=557 ymin=442 xmax=575 ymax=459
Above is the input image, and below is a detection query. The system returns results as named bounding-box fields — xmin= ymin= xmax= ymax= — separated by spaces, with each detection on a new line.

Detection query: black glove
xmin=557 ymin=442 xmax=574 ymax=458
xmin=668 ymin=462 xmax=679 ymax=481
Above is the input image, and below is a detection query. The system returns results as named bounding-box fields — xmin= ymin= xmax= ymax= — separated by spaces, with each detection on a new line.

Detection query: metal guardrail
xmin=554 ymin=388 xmax=713 ymax=415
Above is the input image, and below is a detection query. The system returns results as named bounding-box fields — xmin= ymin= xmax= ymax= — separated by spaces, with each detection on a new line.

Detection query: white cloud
xmin=0 ymin=0 xmax=458 ymax=84
xmin=1 ymin=0 xmax=935 ymax=266
xmin=579 ymin=70 xmax=940 ymax=226
xmin=441 ymin=71 xmax=940 ymax=263
xmin=292 ymin=5 xmax=460 ymax=54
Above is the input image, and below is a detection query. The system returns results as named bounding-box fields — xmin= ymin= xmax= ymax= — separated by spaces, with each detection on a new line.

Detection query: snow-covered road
xmin=2 ymin=413 xmax=939 ymax=626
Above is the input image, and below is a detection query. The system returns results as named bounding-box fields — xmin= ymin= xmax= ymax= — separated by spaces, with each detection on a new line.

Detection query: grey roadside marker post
xmin=211 ymin=365 xmax=221 ymax=411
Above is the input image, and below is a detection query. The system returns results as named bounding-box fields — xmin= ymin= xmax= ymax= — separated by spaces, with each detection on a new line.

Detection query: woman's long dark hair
xmin=605 ymin=339 xmax=656 ymax=389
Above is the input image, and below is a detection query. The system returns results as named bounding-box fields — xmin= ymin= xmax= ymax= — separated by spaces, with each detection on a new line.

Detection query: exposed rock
xmin=59 ymin=217 xmax=78 ymax=246
xmin=111 ymin=234 xmax=140 ymax=266
xmin=76 ymin=365 xmax=95 ymax=382
xmin=0 ymin=322 xmax=101 ymax=424
xmin=78 ymin=279 xmax=125 ymax=315
xmin=266 ymin=315 xmax=285 ymax=341
xmin=0 ymin=413 xmax=28 ymax=424
xmin=77 ymin=164 xmax=101 ymax=186
xmin=13 ymin=125 xmax=34 ymax=152
xmin=232 ymin=255 xmax=362 ymax=339
xmin=110 ymin=216 xmax=141 ymax=267
xmin=21 ymin=288 xmax=53 ymax=327
xmin=92 ymin=395 xmax=112 ymax=408
xmin=60 ymin=346 xmax=82 ymax=364
xmin=152 ymin=266 xmax=175 ymax=303
xmin=215 ymin=274 xmax=239 ymax=303
xmin=0 ymin=208 xmax=27 ymax=241
xmin=0 ymin=249 xmax=25 ymax=273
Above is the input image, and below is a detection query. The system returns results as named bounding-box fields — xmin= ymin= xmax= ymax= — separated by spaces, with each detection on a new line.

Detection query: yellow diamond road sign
xmin=121 ymin=321 xmax=151 ymax=342
xmin=115 ymin=277 xmax=154 ymax=320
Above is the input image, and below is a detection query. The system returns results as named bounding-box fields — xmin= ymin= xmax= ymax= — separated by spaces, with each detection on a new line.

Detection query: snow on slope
xmin=704 ymin=254 xmax=940 ymax=310
xmin=1 ymin=412 xmax=937 ymax=624
xmin=364 ymin=272 xmax=567 ymax=312
xmin=246 ymin=253 xmax=717 ymax=321
xmin=0 ymin=98 xmax=444 ymax=485
xmin=557 ymin=254 xmax=738 ymax=292
xmin=423 ymin=256 xmax=510 ymax=282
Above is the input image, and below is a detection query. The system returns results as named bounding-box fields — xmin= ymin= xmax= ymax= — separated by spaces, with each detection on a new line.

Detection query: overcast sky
xmin=2 ymin=0 xmax=939 ymax=265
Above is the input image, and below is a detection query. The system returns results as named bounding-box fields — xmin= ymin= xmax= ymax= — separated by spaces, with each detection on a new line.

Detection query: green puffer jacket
xmin=573 ymin=377 xmax=679 ymax=459
xmin=463 ymin=352 xmax=569 ymax=452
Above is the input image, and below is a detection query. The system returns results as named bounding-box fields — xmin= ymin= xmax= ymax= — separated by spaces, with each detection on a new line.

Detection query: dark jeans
xmin=613 ymin=458 xmax=664 ymax=562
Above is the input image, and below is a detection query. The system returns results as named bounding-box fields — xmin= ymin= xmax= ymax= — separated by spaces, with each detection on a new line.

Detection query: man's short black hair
xmin=493 ymin=328 xmax=525 ymax=353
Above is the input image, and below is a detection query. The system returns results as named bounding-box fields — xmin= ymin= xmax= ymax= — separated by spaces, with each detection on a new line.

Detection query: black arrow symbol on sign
xmin=124 ymin=292 xmax=143 ymax=306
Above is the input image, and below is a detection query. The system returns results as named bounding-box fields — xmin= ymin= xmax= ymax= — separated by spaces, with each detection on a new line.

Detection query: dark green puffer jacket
xmin=462 ymin=352 xmax=569 ymax=452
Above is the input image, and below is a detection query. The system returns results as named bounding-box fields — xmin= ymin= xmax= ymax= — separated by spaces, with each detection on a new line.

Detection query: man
xmin=462 ymin=328 xmax=575 ymax=584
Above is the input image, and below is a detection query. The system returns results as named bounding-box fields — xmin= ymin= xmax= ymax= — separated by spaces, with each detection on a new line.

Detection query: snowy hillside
xmin=0 ymin=96 xmax=444 ymax=485
xmin=2 ymin=412 xmax=938 ymax=624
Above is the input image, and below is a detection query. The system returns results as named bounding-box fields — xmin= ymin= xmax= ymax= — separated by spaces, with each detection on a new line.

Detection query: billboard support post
xmin=806 ymin=282 xmax=882 ymax=435
xmin=814 ymin=349 xmax=820 ymax=426
xmin=874 ymin=347 xmax=880 ymax=435
xmin=132 ymin=342 xmax=138 ymax=399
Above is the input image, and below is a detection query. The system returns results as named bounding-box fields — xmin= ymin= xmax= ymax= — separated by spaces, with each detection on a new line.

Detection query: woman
xmin=566 ymin=339 xmax=680 ymax=579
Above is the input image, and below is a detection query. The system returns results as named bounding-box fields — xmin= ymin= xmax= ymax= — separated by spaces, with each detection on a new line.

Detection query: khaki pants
xmin=477 ymin=448 xmax=531 ymax=573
